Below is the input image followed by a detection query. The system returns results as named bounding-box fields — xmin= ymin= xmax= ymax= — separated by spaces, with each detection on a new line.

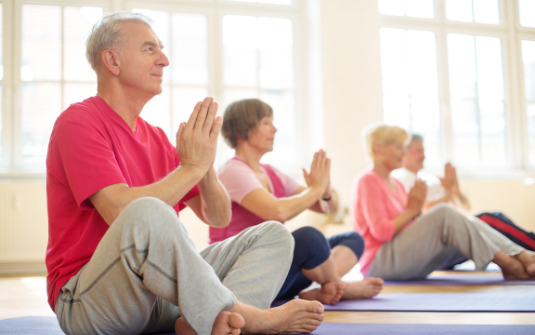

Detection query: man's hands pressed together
xmin=176 ymin=97 xmax=222 ymax=179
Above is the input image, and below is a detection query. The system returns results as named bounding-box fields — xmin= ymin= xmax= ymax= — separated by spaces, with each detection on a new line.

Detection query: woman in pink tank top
xmin=210 ymin=99 xmax=384 ymax=304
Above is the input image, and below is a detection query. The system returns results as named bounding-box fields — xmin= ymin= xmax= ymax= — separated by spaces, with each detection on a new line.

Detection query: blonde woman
xmin=351 ymin=123 xmax=535 ymax=281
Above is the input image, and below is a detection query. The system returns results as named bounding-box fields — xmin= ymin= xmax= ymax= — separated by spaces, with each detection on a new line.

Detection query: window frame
xmin=380 ymin=0 xmax=535 ymax=176
xmin=0 ymin=0 xmax=14 ymax=171
xmin=0 ymin=0 xmax=311 ymax=178
xmin=9 ymin=0 xmax=111 ymax=173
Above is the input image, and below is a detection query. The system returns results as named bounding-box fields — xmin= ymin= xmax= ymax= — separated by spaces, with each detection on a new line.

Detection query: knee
xmin=120 ymin=197 xmax=179 ymax=232
xmin=427 ymin=203 xmax=458 ymax=221
xmin=292 ymin=227 xmax=330 ymax=261
xmin=293 ymin=226 xmax=327 ymax=247
xmin=257 ymin=221 xmax=295 ymax=252
xmin=339 ymin=232 xmax=365 ymax=260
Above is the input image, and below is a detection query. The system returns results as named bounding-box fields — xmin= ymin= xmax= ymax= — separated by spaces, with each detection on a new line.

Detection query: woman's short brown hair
xmin=222 ymin=99 xmax=273 ymax=148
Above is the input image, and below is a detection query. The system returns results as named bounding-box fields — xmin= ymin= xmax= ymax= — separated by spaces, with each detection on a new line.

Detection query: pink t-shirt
xmin=209 ymin=157 xmax=301 ymax=243
xmin=350 ymin=169 xmax=410 ymax=275
xmin=45 ymin=96 xmax=199 ymax=311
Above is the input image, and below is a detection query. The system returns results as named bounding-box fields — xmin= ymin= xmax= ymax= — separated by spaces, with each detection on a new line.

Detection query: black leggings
xmin=275 ymin=227 xmax=365 ymax=300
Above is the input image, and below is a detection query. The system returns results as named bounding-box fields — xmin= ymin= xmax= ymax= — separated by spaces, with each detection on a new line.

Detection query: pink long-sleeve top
xmin=350 ymin=169 xmax=411 ymax=275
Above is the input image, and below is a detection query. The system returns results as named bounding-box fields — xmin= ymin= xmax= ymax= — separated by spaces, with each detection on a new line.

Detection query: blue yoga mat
xmin=289 ymin=323 xmax=535 ymax=335
xmin=322 ymin=292 xmax=535 ymax=312
xmin=385 ymin=274 xmax=535 ymax=286
xmin=2 ymin=317 xmax=534 ymax=335
xmin=273 ymin=292 xmax=535 ymax=312
xmin=0 ymin=316 xmax=174 ymax=335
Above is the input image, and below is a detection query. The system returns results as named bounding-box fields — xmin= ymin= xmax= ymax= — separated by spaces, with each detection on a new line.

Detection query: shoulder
xmin=218 ymin=158 xmax=255 ymax=182
xmin=356 ymin=170 xmax=379 ymax=185
xmin=56 ymin=97 xmax=101 ymax=127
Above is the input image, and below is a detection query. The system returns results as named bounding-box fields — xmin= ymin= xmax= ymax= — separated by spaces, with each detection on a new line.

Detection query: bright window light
xmin=21 ymin=5 xmax=103 ymax=164
xmin=522 ymin=40 xmax=535 ymax=163
xmin=519 ymin=0 xmax=535 ymax=28
xmin=379 ymin=0 xmax=434 ymax=18
xmin=446 ymin=0 xmax=500 ymax=24
xmin=222 ymin=15 xmax=297 ymax=166
xmin=380 ymin=28 xmax=441 ymax=165
xmin=448 ymin=34 xmax=506 ymax=165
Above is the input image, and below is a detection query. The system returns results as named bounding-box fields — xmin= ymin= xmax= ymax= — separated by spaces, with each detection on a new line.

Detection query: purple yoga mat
xmin=0 ymin=316 xmax=175 ymax=335
xmin=314 ymin=292 xmax=535 ymax=312
xmin=288 ymin=323 xmax=535 ymax=335
xmin=2 ymin=318 xmax=534 ymax=335
xmin=385 ymin=274 xmax=535 ymax=286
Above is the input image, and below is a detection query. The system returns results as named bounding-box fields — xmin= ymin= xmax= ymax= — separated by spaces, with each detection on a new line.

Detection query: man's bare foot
xmin=257 ymin=299 xmax=324 ymax=334
xmin=341 ymin=277 xmax=384 ymax=300
xmin=495 ymin=252 xmax=531 ymax=280
xmin=298 ymin=280 xmax=346 ymax=304
xmin=174 ymin=311 xmax=245 ymax=335
xmin=515 ymin=251 xmax=535 ymax=277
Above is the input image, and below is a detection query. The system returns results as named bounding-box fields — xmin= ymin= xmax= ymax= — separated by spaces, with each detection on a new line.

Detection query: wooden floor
xmin=1 ymin=271 xmax=534 ymax=326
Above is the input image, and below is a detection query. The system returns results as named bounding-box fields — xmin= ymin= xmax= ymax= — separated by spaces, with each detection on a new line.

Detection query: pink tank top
xmin=209 ymin=157 xmax=286 ymax=244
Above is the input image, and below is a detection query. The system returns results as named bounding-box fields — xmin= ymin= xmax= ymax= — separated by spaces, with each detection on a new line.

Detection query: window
xmin=519 ymin=0 xmax=535 ymax=28
xmin=448 ymin=34 xmax=506 ymax=165
xmin=222 ymin=14 xmax=296 ymax=165
xmin=20 ymin=4 xmax=103 ymax=164
xmin=523 ymin=40 xmax=535 ymax=163
xmin=378 ymin=0 xmax=434 ymax=18
xmin=132 ymin=8 xmax=209 ymax=140
xmin=380 ymin=28 xmax=441 ymax=164
xmin=0 ymin=3 xmax=3 ymax=162
xmin=445 ymin=0 xmax=500 ymax=24
xmin=0 ymin=0 xmax=304 ymax=173
xmin=379 ymin=0 xmax=535 ymax=171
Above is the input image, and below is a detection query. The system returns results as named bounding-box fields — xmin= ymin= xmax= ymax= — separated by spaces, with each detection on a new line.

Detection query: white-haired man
xmin=391 ymin=134 xmax=470 ymax=213
xmin=45 ymin=12 xmax=323 ymax=335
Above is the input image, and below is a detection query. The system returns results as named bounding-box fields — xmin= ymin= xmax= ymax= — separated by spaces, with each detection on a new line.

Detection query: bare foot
xmin=495 ymin=252 xmax=531 ymax=280
xmin=341 ymin=277 xmax=384 ymax=300
xmin=174 ymin=311 xmax=245 ymax=335
xmin=254 ymin=299 xmax=324 ymax=334
xmin=298 ymin=280 xmax=346 ymax=305
xmin=515 ymin=251 xmax=535 ymax=277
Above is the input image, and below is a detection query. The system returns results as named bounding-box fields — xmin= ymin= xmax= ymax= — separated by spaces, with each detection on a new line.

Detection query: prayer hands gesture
xmin=407 ymin=179 xmax=427 ymax=215
xmin=440 ymin=162 xmax=457 ymax=191
xmin=176 ymin=97 xmax=221 ymax=176
xmin=303 ymin=150 xmax=331 ymax=196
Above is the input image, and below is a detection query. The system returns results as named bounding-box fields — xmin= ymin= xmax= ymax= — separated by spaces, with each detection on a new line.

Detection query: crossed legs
xmin=55 ymin=197 xmax=323 ymax=335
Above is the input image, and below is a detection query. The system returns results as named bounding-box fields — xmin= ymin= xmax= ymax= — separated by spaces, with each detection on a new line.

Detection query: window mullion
xmin=437 ymin=26 xmax=453 ymax=163
xmin=504 ymin=0 xmax=527 ymax=169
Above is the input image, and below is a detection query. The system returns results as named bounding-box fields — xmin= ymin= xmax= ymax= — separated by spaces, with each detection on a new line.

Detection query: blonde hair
xmin=362 ymin=123 xmax=409 ymax=160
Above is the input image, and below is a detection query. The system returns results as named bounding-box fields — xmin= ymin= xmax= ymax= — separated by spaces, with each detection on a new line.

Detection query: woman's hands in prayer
xmin=407 ymin=179 xmax=427 ymax=216
xmin=303 ymin=150 xmax=331 ymax=198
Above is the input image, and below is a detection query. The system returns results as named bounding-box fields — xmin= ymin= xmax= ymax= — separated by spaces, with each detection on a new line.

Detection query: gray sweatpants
xmin=55 ymin=197 xmax=293 ymax=335
xmin=367 ymin=204 xmax=525 ymax=281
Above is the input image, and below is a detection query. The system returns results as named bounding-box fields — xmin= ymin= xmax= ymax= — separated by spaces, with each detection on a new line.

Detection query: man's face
xmin=404 ymin=140 xmax=425 ymax=173
xmin=116 ymin=21 xmax=169 ymax=97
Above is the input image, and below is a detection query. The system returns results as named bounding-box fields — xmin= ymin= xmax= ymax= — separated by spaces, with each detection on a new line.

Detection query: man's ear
xmin=101 ymin=50 xmax=121 ymax=76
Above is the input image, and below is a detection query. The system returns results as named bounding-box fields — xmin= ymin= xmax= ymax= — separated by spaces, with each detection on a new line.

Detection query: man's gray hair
xmin=86 ymin=12 xmax=154 ymax=71
xmin=407 ymin=133 xmax=424 ymax=147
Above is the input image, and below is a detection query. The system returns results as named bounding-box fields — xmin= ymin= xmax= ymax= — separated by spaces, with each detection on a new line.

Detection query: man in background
xmin=392 ymin=134 xmax=535 ymax=255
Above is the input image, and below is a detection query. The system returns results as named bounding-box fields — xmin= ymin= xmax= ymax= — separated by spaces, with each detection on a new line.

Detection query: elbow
xmin=268 ymin=204 xmax=289 ymax=223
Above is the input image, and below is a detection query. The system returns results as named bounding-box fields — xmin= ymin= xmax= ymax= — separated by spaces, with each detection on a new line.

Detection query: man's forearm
xmin=90 ymin=164 xmax=205 ymax=225
xmin=197 ymin=167 xmax=232 ymax=227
